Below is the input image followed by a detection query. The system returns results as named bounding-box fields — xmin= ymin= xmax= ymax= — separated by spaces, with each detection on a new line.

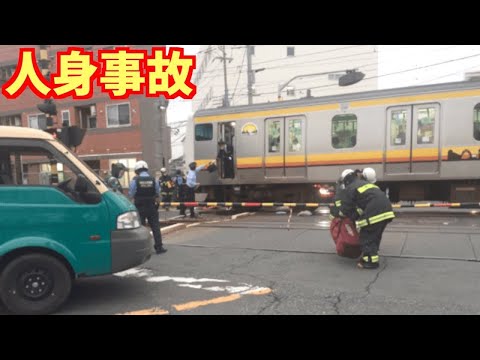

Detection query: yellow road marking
xmin=117 ymin=287 xmax=273 ymax=315
xmin=120 ymin=307 xmax=169 ymax=315
xmin=173 ymin=294 xmax=242 ymax=311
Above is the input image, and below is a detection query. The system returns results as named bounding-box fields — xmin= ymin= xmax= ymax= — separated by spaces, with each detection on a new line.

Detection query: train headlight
xmin=319 ymin=187 xmax=332 ymax=197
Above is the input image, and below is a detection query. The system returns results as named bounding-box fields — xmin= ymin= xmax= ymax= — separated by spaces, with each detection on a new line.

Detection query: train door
xmin=386 ymin=103 xmax=440 ymax=174
xmin=218 ymin=122 xmax=236 ymax=179
xmin=265 ymin=116 xmax=306 ymax=178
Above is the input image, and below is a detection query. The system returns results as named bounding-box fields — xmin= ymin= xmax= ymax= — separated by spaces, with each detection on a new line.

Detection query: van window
xmin=332 ymin=114 xmax=357 ymax=149
xmin=195 ymin=124 xmax=213 ymax=141
xmin=0 ymin=145 xmax=97 ymax=202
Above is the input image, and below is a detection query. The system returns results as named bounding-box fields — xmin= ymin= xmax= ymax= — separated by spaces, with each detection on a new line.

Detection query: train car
xmin=193 ymin=80 xmax=480 ymax=203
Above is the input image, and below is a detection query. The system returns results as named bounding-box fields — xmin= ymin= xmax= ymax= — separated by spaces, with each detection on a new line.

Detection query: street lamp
xmin=277 ymin=69 xmax=365 ymax=100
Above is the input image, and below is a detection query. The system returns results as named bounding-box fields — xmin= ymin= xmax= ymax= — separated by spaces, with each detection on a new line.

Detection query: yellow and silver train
xmin=194 ymin=80 xmax=480 ymax=203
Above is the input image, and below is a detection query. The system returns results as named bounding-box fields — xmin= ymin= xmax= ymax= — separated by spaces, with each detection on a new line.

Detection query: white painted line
xmin=161 ymin=223 xmax=186 ymax=235
xmin=115 ymin=268 xmax=154 ymax=278
xmin=231 ymin=212 xmax=255 ymax=220
xmin=145 ymin=276 xmax=229 ymax=284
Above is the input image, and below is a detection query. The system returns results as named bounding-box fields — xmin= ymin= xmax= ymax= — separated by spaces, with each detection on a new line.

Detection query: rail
xmin=158 ymin=202 xmax=480 ymax=209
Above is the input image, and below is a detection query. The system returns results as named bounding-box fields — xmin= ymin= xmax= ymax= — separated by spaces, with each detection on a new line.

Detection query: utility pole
xmin=247 ymin=45 xmax=254 ymax=105
xmin=221 ymin=45 xmax=230 ymax=107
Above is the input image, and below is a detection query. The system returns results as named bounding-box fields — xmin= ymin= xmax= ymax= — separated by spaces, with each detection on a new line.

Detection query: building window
xmin=195 ymin=124 xmax=213 ymax=141
xmin=390 ymin=110 xmax=407 ymax=146
xmin=474 ymin=104 xmax=480 ymax=141
xmin=0 ymin=65 xmax=16 ymax=82
xmin=107 ymin=103 xmax=131 ymax=127
xmin=417 ymin=107 xmax=435 ymax=145
xmin=287 ymin=47 xmax=295 ymax=57
xmin=61 ymin=110 xmax=70 ymax=127
xmin=0 ymin=115 xmax=21 ymax=127
xmin=28 ymin=114 xmax=47 ymax=129
xmin=332 ymin=114 xmax=357 ymax=149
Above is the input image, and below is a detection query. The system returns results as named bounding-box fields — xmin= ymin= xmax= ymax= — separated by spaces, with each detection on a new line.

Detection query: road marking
xmin=145 ymin=276 xmax=229 ymax=284
xmin=173 ymin=294 xmax=242 ymax=311
xmin=114 ymin=269 xmax=272 ymax=315
xmin=172 ymin=287 xmax=272 ymax=312
xmin=120 ymin=308 xmax=169 ymax=315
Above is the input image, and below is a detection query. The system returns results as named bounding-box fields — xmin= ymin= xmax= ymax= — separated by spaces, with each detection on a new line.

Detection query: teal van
xmin=0 ymin=126 xmax=153 ymax=314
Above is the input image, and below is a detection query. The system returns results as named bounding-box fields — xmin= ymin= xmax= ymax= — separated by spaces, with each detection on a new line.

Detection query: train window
xmin=332 ymin=114 xmax=357 ymax=149
xmin=390 ymin=110 xmax=407 ymax=146
xmin=195 ymin=124 xmax=213 ymax=141
xmin=417 ymin=108 xmax=435 ymax=145
xmin=288 ymin=118 xmax=302 ymax=152
xmin=474 ymin=104 xmax=480 ymax=141
xmin=268 ymin=120 xmax=281 ymax=153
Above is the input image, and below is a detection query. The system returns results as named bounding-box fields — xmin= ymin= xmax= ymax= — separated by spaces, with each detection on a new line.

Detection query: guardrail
xmin=158 ymin=202 xmax=480 ymax=209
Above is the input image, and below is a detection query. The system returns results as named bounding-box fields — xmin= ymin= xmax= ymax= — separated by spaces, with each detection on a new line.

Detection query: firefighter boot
xmin=357 ymin=255 xmax=380 ymax=269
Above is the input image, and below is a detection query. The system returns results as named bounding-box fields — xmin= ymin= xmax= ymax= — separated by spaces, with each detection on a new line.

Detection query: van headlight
xmin=117 ymin=211 xmax=141 ymax=230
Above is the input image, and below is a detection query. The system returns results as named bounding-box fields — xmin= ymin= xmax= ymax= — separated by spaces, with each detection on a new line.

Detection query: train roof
xmin=194 ymin=80 xmax=480 ymax=118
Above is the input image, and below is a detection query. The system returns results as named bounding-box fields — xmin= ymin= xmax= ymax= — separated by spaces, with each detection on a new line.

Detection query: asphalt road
xmin=3 ymin=211 xmax=480 ymax=315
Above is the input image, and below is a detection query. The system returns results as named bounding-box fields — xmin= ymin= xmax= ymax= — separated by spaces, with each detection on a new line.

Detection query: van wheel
xmin=0 ymin=254 xmax=72 ymax=315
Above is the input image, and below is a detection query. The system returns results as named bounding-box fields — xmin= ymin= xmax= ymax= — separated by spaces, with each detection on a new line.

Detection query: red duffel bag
xmin=330 ymin=217 xmax=362 ymax=259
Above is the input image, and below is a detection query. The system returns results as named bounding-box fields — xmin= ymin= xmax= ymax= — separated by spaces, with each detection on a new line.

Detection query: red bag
xmin=330 ymin=217 xmax=362 ymax=259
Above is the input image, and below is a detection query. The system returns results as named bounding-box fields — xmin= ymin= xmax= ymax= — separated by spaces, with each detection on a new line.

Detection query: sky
xmin=167 ymin=45 xmax=480 ymax=159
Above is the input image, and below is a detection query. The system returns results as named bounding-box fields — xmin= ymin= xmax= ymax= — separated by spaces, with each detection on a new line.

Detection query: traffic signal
xmin=68 ymin=126 xmax=86 ymax=148
xmin=43 ymin=126 xmax=86 ymax=149
xmin=37 ymin=99 xmax=57 ymax=116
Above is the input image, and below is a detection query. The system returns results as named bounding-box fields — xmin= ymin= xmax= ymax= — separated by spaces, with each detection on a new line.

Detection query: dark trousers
xmin=137 ymin=203 xmax=163 ymax=249
xmin=181 ymin=187 xmax=196 ymax=217
xmin=359 ymin=220 xmax=389 ymax=256
xmin=161 ymin=193 xmax=172 ymax=205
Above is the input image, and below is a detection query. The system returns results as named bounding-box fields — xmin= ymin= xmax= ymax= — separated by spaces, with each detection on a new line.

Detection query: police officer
xmin=217 ymin=140 xmax=234 ymax=179
xmin=185 ymin=161 xmax=209 ymax=218
xmin=339 ymin=171 xmax=395 ymax=269
xmin=105 ymin=163 xmax=127 ymax=193
xmin=159 ymin=167 xmax=174 ymax=210
xmin=129 ymin=160 xmax=167 ymax=255
xmin=174 ymin=170 xmax=188 ymax=216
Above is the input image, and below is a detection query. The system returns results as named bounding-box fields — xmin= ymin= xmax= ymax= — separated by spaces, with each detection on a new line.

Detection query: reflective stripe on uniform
xmin=356 ymin=211 xmax=395 ymax=228
xmin=356 ymin=208 xmax=364 ymax=215
xmin=357 ymin=183 xmax=379 ymax=194
xmin=335 ymin=200 xmax=342 ymax=207
xmin=363 ymin=255 xmax=379 ymax=263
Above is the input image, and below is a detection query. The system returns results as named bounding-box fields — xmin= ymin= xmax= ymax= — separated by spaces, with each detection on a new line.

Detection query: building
xmin=192 ymin=45 xmax=379 ymax=112
xmin=0 ymin=45 xmax=171 ymax=189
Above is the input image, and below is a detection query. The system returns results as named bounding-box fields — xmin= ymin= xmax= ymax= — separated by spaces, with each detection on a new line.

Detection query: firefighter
xmin=339 ymin=171 xmax=395 ymax=269
xmin=159 ymin=167 xmax=174 ymax=211
xmin=362 ymin=167 xmax=377 ymax=184
xmin=329 ymin=169 xmax=354 ymax=220
xmin=105 ymin=163 xmax=127 ymax=193
xmin=128 ymin=160 xmax=167 ymax=255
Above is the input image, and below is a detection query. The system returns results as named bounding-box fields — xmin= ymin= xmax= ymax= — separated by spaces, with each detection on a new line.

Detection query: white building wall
xmin=193 ymin=45 xmax=378 ymax=112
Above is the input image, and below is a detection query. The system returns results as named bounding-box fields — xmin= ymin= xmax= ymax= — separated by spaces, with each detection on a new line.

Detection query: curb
xmin=231 ymin=212 xmax=255 ymax=220
xmin=161 ymin=223 xmax=187 ymax=235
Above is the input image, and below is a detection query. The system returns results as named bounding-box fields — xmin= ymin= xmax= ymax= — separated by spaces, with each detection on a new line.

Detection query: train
xmin=193 ymin=80 xmax=480 ymax=203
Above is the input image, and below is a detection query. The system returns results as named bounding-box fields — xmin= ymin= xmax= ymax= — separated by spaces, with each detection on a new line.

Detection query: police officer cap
xmin=134 ymin=160 xmax=149 ymax=172
xmin=218 ymin=140 xmax=226 ymax=145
